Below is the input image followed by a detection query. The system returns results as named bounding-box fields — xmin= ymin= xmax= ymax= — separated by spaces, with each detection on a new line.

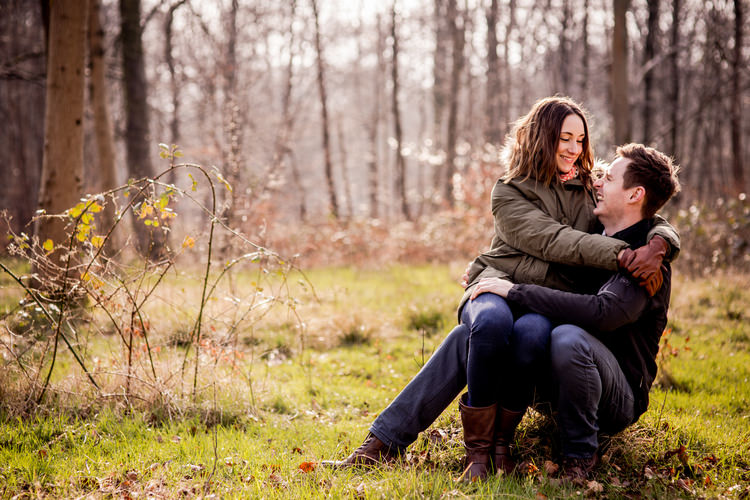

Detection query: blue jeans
xmin=370 ymin=294 xmax=551 ymax=450
xmin=550 ymin=325 xmax=635 ymax=458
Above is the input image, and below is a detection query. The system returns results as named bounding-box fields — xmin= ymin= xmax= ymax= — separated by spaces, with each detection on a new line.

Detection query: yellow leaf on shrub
xmin=182 ymin=236 xmax=195 ymax=249
xmin=43 ymin=239 xmax=54 ymax=252
xmin=91 ymin=235 xmax=104 ymax=248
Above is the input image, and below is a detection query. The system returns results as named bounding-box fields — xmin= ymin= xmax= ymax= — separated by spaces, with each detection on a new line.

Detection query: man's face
xmin=593 ymin=157 xmax=634 ymax=225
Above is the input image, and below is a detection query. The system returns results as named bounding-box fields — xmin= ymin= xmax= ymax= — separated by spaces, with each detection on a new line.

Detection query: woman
xmin=455 ymin=96 xmax=678 ymax=480
xmin=323 ymin=97 xmax=678 ymax=481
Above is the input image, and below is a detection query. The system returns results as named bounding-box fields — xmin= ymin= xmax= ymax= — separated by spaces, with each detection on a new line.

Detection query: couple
xmin=324 ymin=97 xmax=681 ymax=481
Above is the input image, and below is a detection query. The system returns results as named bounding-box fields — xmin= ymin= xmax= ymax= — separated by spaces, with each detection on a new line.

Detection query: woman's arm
xmin=491 ymin=180 xmax=624 ymax=270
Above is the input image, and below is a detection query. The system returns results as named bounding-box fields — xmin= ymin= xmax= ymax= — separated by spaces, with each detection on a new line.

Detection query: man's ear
xmin=628 ymin=186 xmax=646 ymax=204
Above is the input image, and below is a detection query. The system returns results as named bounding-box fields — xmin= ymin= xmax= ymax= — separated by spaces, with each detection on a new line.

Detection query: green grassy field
xmin=1 ymin=264 xmax=749 ymax=498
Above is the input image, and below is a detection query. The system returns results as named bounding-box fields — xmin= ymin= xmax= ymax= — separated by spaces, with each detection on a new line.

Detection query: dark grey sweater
xmin=507 ymin=219 xmax=671 ymax=420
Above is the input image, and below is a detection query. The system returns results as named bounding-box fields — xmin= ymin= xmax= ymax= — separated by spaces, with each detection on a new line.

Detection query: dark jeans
xmin=370 ymin=294 xmax=551 ymax=450
xmin=550 ymin=324 xmax=635 ymax=458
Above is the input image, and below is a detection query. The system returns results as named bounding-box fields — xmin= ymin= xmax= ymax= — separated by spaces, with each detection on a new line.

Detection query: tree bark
xmin=611 ymin=0 xmax=631 ymax=145
xmin=222 ymin=0 xmax=243 ymax=236
xmin=391 ymin=3 xmax=409 ymax=220
xmin=581 ymin=0 xmax=590 ymax=100
xmin=642 ymin=0 xmax=659 ymax=144
xmin=443 ymin=0 xmax=465 ymax=206
xmin=34 ymin=0 xmax=87 ymax=263
xmin=88 ymin=0 xmax=118 ymax=252
xmin=502 ymin=0 xmax=516 ymax=132
xmin=274 ymin=0 xmax=305 ymax=220
xmin=165 ymin=0 xmax=187 ymax=149
xmin=433 ymin=0 xmax=449 ymax=153
xmin=559 ymin=0 xmax=571 ymax=93
xmin=311 ymin=0 xmax=338 ymax=219
xmin=485 ymin=0 xmax=501 ymax=145
xmin=120 ymin=0 xmax=163 ymax=257
xmin=367 ymin=13 xmax=385 ymax=219
xmin=730 ymin=0 xmax=745 ymax=195
xmin=336 ymin=116 xmax=353 ymax=218
xmin=668 ymin=0 xmax=680 ymax=158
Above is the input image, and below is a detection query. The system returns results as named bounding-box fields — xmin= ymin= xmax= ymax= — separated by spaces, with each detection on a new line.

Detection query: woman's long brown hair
xmin=503 ymin=96 xmax=595 ymax=188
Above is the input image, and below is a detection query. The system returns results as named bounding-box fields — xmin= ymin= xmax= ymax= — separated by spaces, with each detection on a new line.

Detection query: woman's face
xmin=556 ymin=113 xmax=585 ymax=174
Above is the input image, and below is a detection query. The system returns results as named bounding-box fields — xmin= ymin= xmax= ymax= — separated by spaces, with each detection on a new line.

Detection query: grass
xmin=0 ymin=263 xmax=749 ymax=498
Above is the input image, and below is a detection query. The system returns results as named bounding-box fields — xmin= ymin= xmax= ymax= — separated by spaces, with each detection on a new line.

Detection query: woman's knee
xmin=513 ymin=314 xmax=551 ymax=366
xmin=462 ymin=294 xmax=514 ymax=339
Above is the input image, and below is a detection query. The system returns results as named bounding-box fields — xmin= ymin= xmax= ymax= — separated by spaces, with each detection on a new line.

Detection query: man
xmin=474 ymin=143 xmax=680 ymax=478
xmin=324 ymin=143 xmax=680 ymax=480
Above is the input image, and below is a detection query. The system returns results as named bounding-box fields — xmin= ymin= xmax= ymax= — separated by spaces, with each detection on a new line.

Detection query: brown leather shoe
xmin=458 ymin=393 xmax=496 ymax=482
xmin=320 ymin=433 xmax=400 ymax=468
xmin=561 ymin=454 xmax=599 ymax=481
xmin=493 ymin=407 xmax=525 ymax=475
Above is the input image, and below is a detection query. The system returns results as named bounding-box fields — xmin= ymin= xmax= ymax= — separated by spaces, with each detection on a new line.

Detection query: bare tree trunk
xmin=2 ymin=0 xmax=45 ymax=236
xmin=668 ymin=0 xmax=680 ymax=158
xmin=88 ymin=0 xmax=118 ymax=252
xmin=642 ymin=0 xmax=659 ymax=144
xmin=364 ymin=14 xmax=385 ymax=219
xmin=502 ymin=0 xmax=516 ymax=132
xmin=611 ymin=0 xmax=631 ymax=145
xmin=730 ymin=0 xmax=745 ymax=195
xmin=559 ymin=0 xmax=571 ymax=93
xmin=391 ymin=3 xmax=409 ymax=220
xmin=311 ymin=0 xmax=338 ymax=219
xmin=581 ymin=0 xmax=590 ymax=100
xmin=120 ymin=0 xmax=163 ymax=257
xmin=165 ymin=0 xmax=187 ymax=149
xmin=485 ymin=0 xmax=501 ymax=144
xmin=273 ymin=0 xmax=305 ymax=221
xmin=222 ymin=0 xmax=243 ymax=236
xmin=336 ymin=116 xmax=353 ymax=218
xmin=433 ymin=0 xmax=449 ymax=153
xmin=35 ymin=0 xmax=87 ymax=264
xmin=443 ymin=0 xmax=465 ymax=207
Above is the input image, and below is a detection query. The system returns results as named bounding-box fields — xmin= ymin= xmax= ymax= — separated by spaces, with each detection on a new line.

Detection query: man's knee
xmin=550 ymin=325 xmax=591 ymax=369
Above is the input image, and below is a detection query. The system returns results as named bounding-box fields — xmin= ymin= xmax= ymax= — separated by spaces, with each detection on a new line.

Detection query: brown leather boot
xmin=458 ymin=393 xmax=496 ymax=481
xmin=320 ymin=433 xmax=400 ymax=468
xmin=493 ymin=407 xmax=525 ymax=475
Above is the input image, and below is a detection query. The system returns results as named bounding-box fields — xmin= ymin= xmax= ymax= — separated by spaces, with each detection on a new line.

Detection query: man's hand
xmin=618 ymin=235 xmax=669 ymax=296
xmin=469 ymin=277 xmax=514 ymax=300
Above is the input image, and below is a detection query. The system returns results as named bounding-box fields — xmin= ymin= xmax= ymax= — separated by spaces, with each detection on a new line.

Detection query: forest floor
xmin=1 ymin=264 xmax=749 ymax=498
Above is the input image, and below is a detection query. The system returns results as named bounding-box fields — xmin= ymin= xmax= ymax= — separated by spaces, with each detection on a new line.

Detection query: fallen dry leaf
xmin=298 ymin=461 xmax=316 ymax=473
xmin=585 ymin=480 xmax=604 ymax=494
xmin=543 ymin=460 xmax=559 ymax=476
xmin=675 ymin=478 xmax=694 ymax=494
xmin=643 ymin=466 xmax=656 ymax=479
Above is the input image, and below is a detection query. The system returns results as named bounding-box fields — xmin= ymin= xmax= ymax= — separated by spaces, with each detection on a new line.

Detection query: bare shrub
xmin=0 ymin=145 xmax=307 ymax=419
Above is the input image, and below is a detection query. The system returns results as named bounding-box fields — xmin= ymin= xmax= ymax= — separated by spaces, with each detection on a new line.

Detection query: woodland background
xmin=1 ymin=0 xmax=748 ymax=269
xmin=1 ymin=2 xmax=749 ymax=497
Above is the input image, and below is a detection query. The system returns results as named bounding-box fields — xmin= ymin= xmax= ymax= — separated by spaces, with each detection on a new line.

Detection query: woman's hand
xmin=470 ymin=277 xmax=514 ymax=300
xmin=460 ymin=262 xmax=472 ymax=288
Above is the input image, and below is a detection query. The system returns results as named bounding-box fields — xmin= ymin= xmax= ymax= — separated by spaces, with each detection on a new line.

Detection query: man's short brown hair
xmin=617 ymin=143 xmax=681 ymax=218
